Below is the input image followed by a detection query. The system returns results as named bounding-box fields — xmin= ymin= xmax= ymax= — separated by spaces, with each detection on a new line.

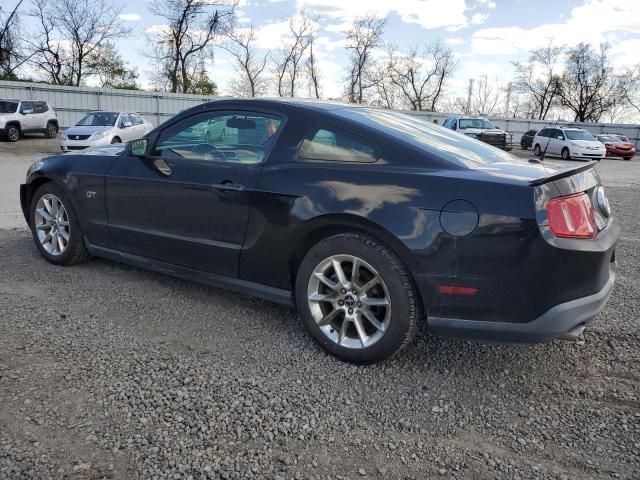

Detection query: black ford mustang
xmin=20 ymin=99 xmax=618 ymax=363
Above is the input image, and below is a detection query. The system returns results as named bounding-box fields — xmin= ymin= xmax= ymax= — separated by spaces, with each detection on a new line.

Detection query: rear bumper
xmin=428 ymin=262 xmax=616 ymax=344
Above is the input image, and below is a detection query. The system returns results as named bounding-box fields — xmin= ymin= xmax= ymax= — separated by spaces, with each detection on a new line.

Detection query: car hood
xmin=569 ymin=139 xmax=603 ymax=148
xmin=604 ymin=142 xmax=634 ymax=148
xmin=65 ymin=125 xmax=113 ymax=136
xmin=65 ymin=144 xmax=125 ymax=156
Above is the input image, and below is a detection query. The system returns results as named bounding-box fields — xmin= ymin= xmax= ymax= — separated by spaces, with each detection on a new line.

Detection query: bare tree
xmin=472 ymin=75 xmax=501 ymax=116
xmin=29 ymin=0 xmax=131 ymax=86
xmin=369 ymin=47 xmax=402 ymax=109
xmin=0 ymin=0 xmax=29 ymax=79
xmin=512 ymin=40 xmax=562 ymax=120
xmin=559 ymin=43 xmax=624 ymax=122
xmin=223 ymin=25 xmax=267 ymax=97
xmin=618 ymin=65 xmax=640 ymax=115
xmin=344 ymin=14 xmax=386 ymax=104
xmin=387 ymin=41 xmax=457 ymax=111
xmin=306 ymin=35 xmax=321 ymax=99
xmin=90 ymin=42 xmax=139 ymax=89
xmin=147 ymin=0 xmax=235 ymax=93
xmin=272 ymin=14 xmax=314 ymax=97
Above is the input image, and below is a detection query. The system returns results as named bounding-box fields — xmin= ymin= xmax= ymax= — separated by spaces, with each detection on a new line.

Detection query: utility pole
xmin=466 ymin=78 xmax=474 ymax=114
xmin=504 ymin=82 xmax=512 ymax=117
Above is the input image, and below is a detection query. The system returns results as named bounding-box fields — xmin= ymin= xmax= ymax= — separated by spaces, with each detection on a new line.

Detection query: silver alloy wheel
xmin=307 ymin=254 xmax=391 ymax=349
xmin=34 ymin=194 xmax=70 ymax=256
xmin=47 ymin=124 xmax=57 ymax=137
xmin=7 ymin=126 xmax=19 ymax=141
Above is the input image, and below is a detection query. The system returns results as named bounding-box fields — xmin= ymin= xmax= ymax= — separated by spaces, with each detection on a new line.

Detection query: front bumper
xmin=571 ymin=147 xmax=606 ymax=159
xmin=428 ymin=261 xmax=616 ymax=344
xmin=61 ymin=137 xmax=110 ymax=151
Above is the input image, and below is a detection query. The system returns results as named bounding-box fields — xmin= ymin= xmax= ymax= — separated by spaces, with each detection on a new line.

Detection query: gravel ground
xmin=0 ymin=138 xmax=639 ymax=479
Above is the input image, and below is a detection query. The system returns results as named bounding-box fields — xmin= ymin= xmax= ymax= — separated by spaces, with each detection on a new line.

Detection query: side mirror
xmin=121 ymin=120 xmax=133 ymax=128
xmin=452 ymin=123 xmax=457 ymax=131
xmin=557 ymin=135 xmax=564 ymax=140
xmin=130 ymin=138 xmax=148 ymax=157
xmin=21 ymin=109 xmax=33 ymax=115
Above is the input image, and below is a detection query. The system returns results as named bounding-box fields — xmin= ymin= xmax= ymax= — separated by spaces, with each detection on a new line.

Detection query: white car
xmin=532 ymin=127 xmax=606 ymax=161
xmin=60 ymin=111 xmax=153 ymax=152
xmin=0 ymin=99 xmax=59 ymax=142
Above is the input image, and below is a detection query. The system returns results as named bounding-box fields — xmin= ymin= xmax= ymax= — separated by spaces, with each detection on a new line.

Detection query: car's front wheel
xmin=561 ymin=147 xmax=571 ymax=160
xmin=29 ymin=183 xmax=90 ymax=265
xmin=111 ymin=137 xmax=121 ymax=144
xmin=5 ymin=125 xmax=20 ymax=142
xmin=533 ymin=144 xmax=541 ymax=156
xmin=295 ymin=233 xmax=420 ymax=364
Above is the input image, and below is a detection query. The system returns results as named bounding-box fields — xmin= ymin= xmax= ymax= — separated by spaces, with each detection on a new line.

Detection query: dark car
xmin=442 ymin=116 xmax=511 ymax=150
xmin=20 ymin=99 xmax=618 ymax=364
xmin=520 ymin=129 xmax=538 ymax=150
xmin=596 ymin=134 xmax=636 ymax=160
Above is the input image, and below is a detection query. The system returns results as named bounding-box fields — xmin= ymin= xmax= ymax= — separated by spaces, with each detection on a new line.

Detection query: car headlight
xmin=464 ymin=132 xmax=481 ymax=138
xmin=90 ymin=130 xmax=109 ymax=140
xmin=60 ymin=133 xmax=67 ymax=140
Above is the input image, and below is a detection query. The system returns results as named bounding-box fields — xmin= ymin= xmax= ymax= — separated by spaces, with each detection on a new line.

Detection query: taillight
xmin=547 ymin=193 xmax=597 ymax=239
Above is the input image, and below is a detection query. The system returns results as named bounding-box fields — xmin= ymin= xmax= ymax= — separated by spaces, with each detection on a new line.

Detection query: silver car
xmin=60 ymin=111 xmax=153 ymax=152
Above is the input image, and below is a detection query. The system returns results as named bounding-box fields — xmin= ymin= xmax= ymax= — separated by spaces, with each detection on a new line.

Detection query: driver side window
xmin=152 ymin=111 xmax=282 ymax=164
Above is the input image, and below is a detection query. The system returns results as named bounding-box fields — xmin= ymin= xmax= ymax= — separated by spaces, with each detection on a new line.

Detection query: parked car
xmin=532 ymin=127 xmax=606 ymax=161
xmin=60 ymin=111 xmax=153 ymax=151
xmin=0 ymin=99 xmax=59 ymax=142
xmin=520 ymin=129 xmax=538 ymax=150
xmin=20 ymin=99 xmax=618 ymax=364
xmin=442 ymin=116 xmax=511 ymax=150
xmin=596 ymin=134 xmax=636 ymax=160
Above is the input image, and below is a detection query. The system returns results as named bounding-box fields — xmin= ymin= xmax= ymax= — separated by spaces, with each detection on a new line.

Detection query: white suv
xmin=0 ymin=99 xmax=59 ymax=142
xmin=532 ymin=127 xmax=605 ymax=161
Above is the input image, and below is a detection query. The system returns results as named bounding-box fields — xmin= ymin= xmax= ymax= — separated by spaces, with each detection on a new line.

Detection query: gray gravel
xmin=0 ymin=139 xmax=639 ymax=479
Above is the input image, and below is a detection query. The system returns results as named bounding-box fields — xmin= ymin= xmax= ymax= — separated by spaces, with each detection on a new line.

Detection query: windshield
xmin=76 ymin=112 xmax=119 ymax=127
xmin=598 ymin=135 xmax=622 ymax=143
xmin=459 ymin=118 xmax=494 ymax=130
xmin=338 ymin=108 xmax=519 ymax=168
xmin=0 ymin=101 xmax=18 ymax=113
xmin=565 ymin=130 xmax=595 ymax=141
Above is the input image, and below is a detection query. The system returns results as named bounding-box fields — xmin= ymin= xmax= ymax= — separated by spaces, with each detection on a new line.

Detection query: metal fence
xmin=2 ymin=80 xmax=640 ymax=148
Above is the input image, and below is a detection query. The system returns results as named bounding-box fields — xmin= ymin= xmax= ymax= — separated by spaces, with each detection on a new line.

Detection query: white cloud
xmin=470 ymin=13 xmax=488 ymax=25
xmin=471 ymin=0 xmax=640 ymax=55
xmin=119 ymin=13 xmax=141 ymax=22
xmin=295 ymin=0 xmax=470 ymax=30
xmin=445 ymin=37 xmax=465 ymax=46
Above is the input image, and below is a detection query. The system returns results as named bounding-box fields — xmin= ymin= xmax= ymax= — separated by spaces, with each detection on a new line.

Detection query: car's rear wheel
xmin=623 ymin=156 xmax=632 ymax=160
xmin=45 ymin=122 xmax=58 ymax=138
xmin=29 ymin=183 xmax=90 ymax=265
xmin=111 ymin=137 xmax=121 ymax=144
xmin=295 ymin=233 xmax=420 ymax=364
xmin=533 ymin=144 xmax=541 ymax=156
xmin=561 ymin=147 xmax=571 ymax=160
xmin=6 ymin=125 xmax=20 ymax=142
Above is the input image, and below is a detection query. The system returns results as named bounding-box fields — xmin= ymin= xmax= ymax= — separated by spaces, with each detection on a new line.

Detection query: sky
xmin=8 ymin=0 xmax=640 ymax=102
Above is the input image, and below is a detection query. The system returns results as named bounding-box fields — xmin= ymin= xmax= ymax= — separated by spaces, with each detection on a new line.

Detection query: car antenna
xmin=539 ymin=118 xmax=560 ymax=162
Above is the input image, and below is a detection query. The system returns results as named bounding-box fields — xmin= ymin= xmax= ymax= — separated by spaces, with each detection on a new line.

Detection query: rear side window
xmin=33 ymin=102 xmax=49 ymax=114
xmin=299 ymin=127 xmax=380 ymax=163
xmin=537 ymin=128 xmax=550 ymax=138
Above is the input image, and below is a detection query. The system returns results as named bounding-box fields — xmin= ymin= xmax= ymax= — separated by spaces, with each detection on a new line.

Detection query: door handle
xmin=212 ymin=181 xmax=245 ymax=192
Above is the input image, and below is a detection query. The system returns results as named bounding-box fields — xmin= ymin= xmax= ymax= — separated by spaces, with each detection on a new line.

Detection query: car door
xmin=129 ymin=113 xmax=145 ymax=139
xmin=547 ymin=129 xmax=562 ymax=155
xmin=105 ymin=109 xmax=283 ymax=277
xmin=116 ymin=113 xmax=133 ymax=141
xmin=19 ymin=101 xmax=38 ymax=130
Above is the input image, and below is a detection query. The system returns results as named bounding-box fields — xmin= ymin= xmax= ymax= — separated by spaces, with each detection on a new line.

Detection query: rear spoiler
xmin=528 ymin=162 xmax=596 ymax=187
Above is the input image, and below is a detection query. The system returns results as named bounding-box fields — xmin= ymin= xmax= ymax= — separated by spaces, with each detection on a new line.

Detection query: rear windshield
xmin=76 ymin=111 xmax=119 ymax=126
xmin=565 ymin=130 xmax=595 ymax=141
xmin=0 ymin=101 xmax=18 ymax=113
xmin=339 ymin=108 xmax=518 ymax=168
xmin=459 ymin=118 xmax=494 ymax=130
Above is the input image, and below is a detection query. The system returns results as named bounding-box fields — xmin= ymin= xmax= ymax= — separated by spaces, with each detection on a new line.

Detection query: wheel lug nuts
xmin=340 ymin=288 xmax=346 ymax=294
xmin=357 ymin=302 xmax=362 ymax=307
xmin=348 ymin=308 xmax=354 ymax=314
xmin=338 ymin=300 xmax=344 ymax=306
xmin=352 ymin=289 xmax=357 ymax=294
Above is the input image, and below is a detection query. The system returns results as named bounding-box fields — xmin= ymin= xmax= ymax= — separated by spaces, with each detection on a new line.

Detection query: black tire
xmin=533 ymin=144 xmax=541 ymax=157
xmin=5 ymin=124 xmax=20 ymax=142
xmin=111 ymin=137 xmax=121 ymax=144
xmin=623 ymin=156 xmax=632 ymax=161
xmin=295 ymin=233 xmax=421 ymax=364
xmin=561 ymin=147 xmax=571 ymax=161
xmin=45 ymin=122 xmax=58 ymax=139
xmin=521 ymin=141 xmax=527 ymax=150
xmin=29 ymin=182 xmax=90 ymax=266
